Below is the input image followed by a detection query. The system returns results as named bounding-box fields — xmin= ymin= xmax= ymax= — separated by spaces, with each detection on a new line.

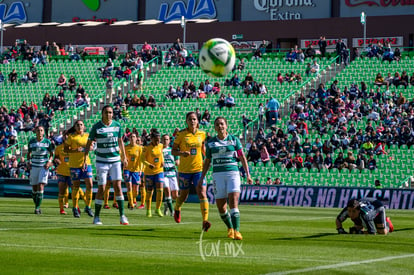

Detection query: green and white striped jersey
xmin=205 ymin=134 xmax=242 ymax=173
xmin=163 ymin=147 xmax=178 ymax=177
xmin=89 ymin=120 xmax=122 ymax=163
xmin=28 ymin=137 xmax=54 ymax=167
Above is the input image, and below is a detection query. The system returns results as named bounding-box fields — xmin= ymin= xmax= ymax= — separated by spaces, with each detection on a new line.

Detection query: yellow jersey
xmin=55 ymin=144 xmax=70 ymax=177
xmin=141 ymin=143 xmax=164 ymax=176
xmin=173 ymin=129 xmax=205 ymax=173
xmin=65 ymin=133 xmax=91 ymax=168
xmin=124 ymin=144 xmax=143 ymax=172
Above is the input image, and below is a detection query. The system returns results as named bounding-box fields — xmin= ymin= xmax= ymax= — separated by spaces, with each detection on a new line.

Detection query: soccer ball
xmin=199 ymin=38 xmax=236 ymax=78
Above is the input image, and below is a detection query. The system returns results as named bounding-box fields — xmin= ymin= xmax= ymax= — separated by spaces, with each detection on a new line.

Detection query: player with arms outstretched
xmin=84 ymin=105 xmax=129 ymax=225
xmin=199 ymin=117 xmax=252 ymax=240
xmin=172 ymin=112 xmax=210 ymax=231
xmin=27 ymin=126 xmax=54 ymax=214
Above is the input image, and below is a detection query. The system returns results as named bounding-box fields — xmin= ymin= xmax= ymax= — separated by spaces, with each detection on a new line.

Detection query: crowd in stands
xmin=245 ymin=75 xmax=414 ymax=173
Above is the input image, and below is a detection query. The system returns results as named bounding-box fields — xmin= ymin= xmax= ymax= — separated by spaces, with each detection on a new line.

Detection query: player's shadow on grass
xmin=271 ymin=232 xmax=337 ymax=241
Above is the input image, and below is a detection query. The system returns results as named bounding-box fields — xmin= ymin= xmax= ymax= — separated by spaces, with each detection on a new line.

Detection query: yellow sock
xmin=78 ymin=188 xmax=85 ymax=202
xmin=72 ymin=186 xmax=79 ymax=208
xmin=200 ymin=198 xmax=209 ymax=221
xmin=64 ymin=187 xmax=69 ymax=205
xmin=58 ymin=195 xmax=64 ymax=210
xmin=145 ymin=190 xmax=154 ymax=210
xmin=127 ymin=191 xmax=133 ymax=206
xmin=85 ymin=189 xmax=93 ymax=208
xmin=175 ymin=196 xmax=184 ymax=211
xmin=155 ymin=189 xmax=163 ymax=210
xmin=140 ymin=187 xmax=146 ymax=206
xmin=132 ymin=188 xmax=138 ymax=205
xmin=104 ymin=183 xmax=111 ymax=205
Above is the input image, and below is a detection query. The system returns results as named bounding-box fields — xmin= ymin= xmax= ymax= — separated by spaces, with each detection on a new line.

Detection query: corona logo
xmin=82 ymin=0 xmax=100 ymax=11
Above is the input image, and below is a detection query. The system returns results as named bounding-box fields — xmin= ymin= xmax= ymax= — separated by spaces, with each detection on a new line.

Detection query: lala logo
xmin=0 ymin=1 xmax=27 ymax=23
xmin=345 ymin=0 xmax=414 ymax=7
xmin=158 ymin=0 xmax=217 ymax=22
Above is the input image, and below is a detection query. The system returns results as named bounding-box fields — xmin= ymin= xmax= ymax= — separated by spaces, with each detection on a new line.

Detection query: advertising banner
xmin=51 ymin=0 xmax=139 ymax=24
xmin=300 ymin=38 xmax=348 ymax=50
xmin=145 ymin=0 xmax=233 ymax=22
xmin=352 ymin=36 xmax=403 ymax=47
xmin=3 ymin=180 xmax=413 ymax=209
xmin=0 ymin=0 xmax=43 ymax=24
xmin=341 ymin=0 xmax=414 ymax=17
xmin=206 ymin=184 xmax=414 ymax=209
xmin=241 ymin=0 xmax=331 ymax=21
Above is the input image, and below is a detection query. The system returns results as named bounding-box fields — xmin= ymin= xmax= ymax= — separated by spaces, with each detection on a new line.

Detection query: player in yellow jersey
xmin=141 ymin=129 xmax=164 ymax=217
xmin=65 ymin=120 xmax=94 ymax=218
xmin=123 ymin=133 xmax=143 ymax=209
xmin=172 ymin=112 xmax=210 ymax=231
xmin=134 ymin=136 xmax=146 ymax=209
xmin=54 ymin=132 xmax=71 ymax=215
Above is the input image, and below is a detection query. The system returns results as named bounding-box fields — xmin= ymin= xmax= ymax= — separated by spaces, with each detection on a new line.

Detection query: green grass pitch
xmin=1 ymin=198 xmax=414 ymax=274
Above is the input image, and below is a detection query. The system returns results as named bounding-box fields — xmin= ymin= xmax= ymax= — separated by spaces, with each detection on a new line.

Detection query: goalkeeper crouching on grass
xmin=336 ymin=198 xmax=394 ymax=235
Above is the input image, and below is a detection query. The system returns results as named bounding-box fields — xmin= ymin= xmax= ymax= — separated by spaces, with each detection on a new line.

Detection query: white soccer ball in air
xmin=199 ymin=38 xmax=236 ymax=78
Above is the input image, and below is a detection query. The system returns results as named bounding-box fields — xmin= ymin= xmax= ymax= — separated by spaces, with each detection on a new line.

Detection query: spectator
xmin=8 ymin=69 xmax=18 ymax=83
xmin=266 ymin=96 xmax=280 ymax=127
xmin=305 ymin=45 xmax=316 ymax=59
xmin=310 ymin=60 xmax=320 ymax=74
xmin=318 ymin=36 xmax=327 ymax=57
xmin=200 ymin=109 xmax=211 ymax=126
xmin=56 ymin=74 xmax=67 ymax=90
xmin=106 ymin=76 xmax=114 ymax=103
xmin=139 ymin=94 xmax=147 ymax=109
xmin=0 ymin=71 xmax=4 ymax=82
xmin=260 ymin=146 xmax=270 ymax=166
xmin=367 ymin=154 xmax=377 ymax=170
xmin=247 ymin=143 xmax=261 ymax=165
xmin=217 ymin=93 xmax=226 ymax=108
xmin=68 ymin=76 xmax=76 ymax=91
xmin=147 ymin=95 xmax=157 ymax=108
xmin=225 ymin=93 xmax=235 ymax=108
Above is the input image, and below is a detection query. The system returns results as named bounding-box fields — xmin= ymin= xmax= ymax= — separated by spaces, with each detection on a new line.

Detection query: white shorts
xmin=212 ymin=171 xmax=241 ymax=199
xmin=164 ymin=176 xmax=179 ymax=191
xmin=96 ymin=162 xmax=122 ymax=186
xmin=30 ymin=166 xmax=49 ymax=186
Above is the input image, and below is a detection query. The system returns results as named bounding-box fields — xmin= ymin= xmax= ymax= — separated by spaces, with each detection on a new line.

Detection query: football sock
xmin=85 ymin=189 xmax=93 ymax=208
xmin=175 ymin=196 xmax=184 ymax=211
xmin=200 ymin=198 xmax=209 ymax=221
xmin=94 ymin=199 xmax=103 ymax=217
xmin=140 ymin=187 xmax=146 ymax=205
xmin=230 ymin=208 xmax=240 ymax=232
xmin=132 ymin=188 xmax=138 ymax=205
xmin=220 ymin=210 xmax=233 ymax=229
xmin=103 ymin=183 xmax=111 ymax=205
xmin=58 ymin=195 xmax=65 ymax=210
xmin=155 ymin=189 xmax=163 ymax=210
xmin=71 ymin=186 xmax=79 ymax=208
xmin=64 ymin=187 xmax=69 ymax=205
xmin=127 ymin=191 xmax=134 ymax=206
xmin=116 ymin=196 xmax=125 ymax=216
xmin=78 ymin=187 xmax=86 ymax=202
xmin=146 ymin=189 xmax=154 ymax=210
xmin=32 ymin=191 xmax=37 ymax=205
xmin=36 ymin=191 xmax=44 ymax=209
xmin=166 ymin=197 xmax=173 ymax=213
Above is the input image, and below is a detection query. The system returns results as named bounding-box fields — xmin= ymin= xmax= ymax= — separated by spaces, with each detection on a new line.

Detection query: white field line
xmin=0 ymin=243 xmax=337 ymax=263
xmin=267 ymin=254 xmax=414 ymax=275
